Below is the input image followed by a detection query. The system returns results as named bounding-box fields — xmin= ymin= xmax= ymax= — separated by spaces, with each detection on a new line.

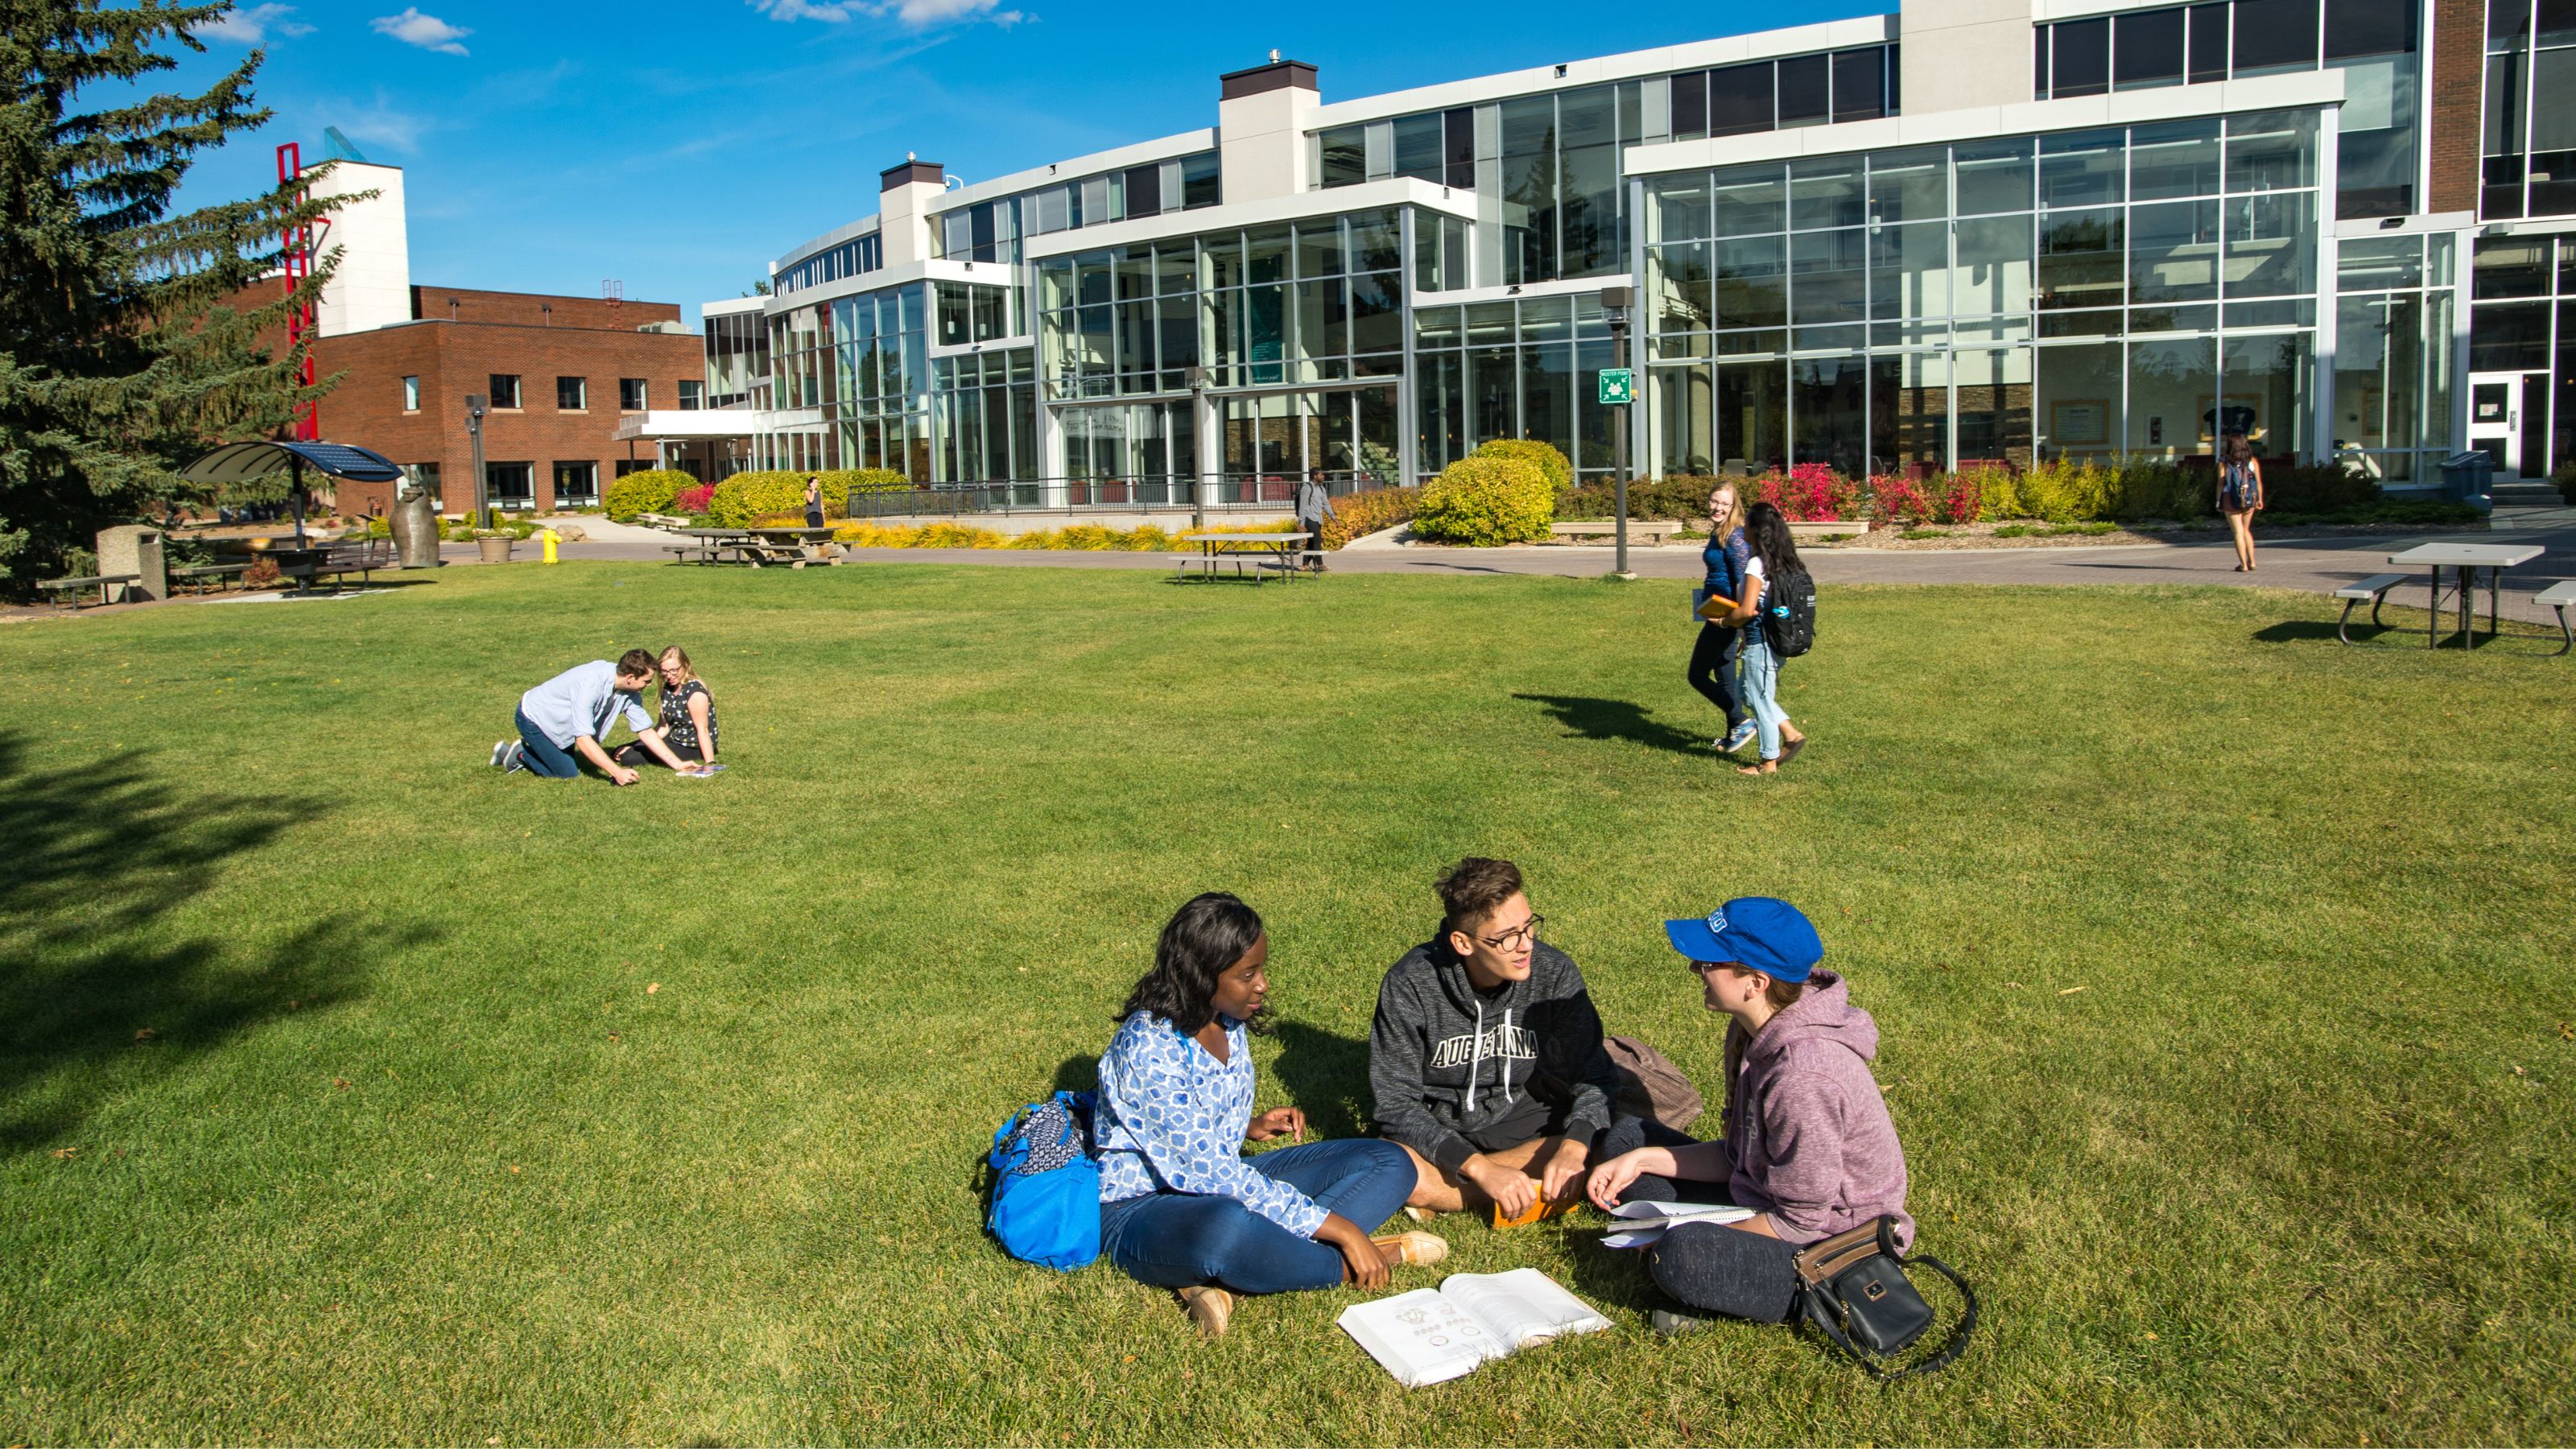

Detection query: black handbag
xmin=1790 ymin=1216 xmax=1978 ymax=1380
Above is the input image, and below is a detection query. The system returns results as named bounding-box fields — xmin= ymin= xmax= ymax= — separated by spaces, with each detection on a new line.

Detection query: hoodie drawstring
xmin=1499 ymin=1008 xmax=1516 ymax=1106
xmin=1466 ymin=1001 xmax=1485 ymax=1114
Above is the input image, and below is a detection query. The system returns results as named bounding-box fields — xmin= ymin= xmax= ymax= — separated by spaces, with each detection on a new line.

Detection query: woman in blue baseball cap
xmin=1584 ymin=896 xmax=1913 ymax=1335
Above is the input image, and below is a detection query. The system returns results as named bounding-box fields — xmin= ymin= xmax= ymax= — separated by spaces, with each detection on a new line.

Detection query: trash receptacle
xmin=2440 ymin=452 xmax=2495 ymax=510
xmin=391 ymin=475 xmax=441 ymax=568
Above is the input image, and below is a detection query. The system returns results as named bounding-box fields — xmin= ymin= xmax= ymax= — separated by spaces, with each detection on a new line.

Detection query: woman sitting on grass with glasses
xmin=1584 ymin=897 xmax=1911 ymax=1336
xmin=610 ymin=646 xmax=720 ymax=775
xmin=1092 ymin=892 xmax=1447 ymax=1337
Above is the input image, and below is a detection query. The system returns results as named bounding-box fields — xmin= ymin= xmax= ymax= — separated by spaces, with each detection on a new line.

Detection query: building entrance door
xmin=2467 ymin=371 xmax=2549 ymax=477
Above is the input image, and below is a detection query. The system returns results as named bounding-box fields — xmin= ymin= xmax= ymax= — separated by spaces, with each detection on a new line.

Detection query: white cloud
xmin=369 ymin=7 xmax=471 ymax=55
xmin=200 ymin=4 xmax=315 ymax=43
xmin=749 ymin=0 xmax=1026 ymax=27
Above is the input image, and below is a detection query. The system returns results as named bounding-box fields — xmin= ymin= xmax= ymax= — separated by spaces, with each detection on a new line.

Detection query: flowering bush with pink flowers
xmin=674 ymin=483 xmax=716 ymax=515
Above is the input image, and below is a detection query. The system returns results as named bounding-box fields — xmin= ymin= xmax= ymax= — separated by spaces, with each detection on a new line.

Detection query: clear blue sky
xmin=159 ymin=0 xmax=1880 ymax=325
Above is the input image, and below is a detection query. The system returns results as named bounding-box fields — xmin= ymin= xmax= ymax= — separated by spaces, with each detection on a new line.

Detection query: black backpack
xmin=1764 ymin=568 xmax=1817 ymax=658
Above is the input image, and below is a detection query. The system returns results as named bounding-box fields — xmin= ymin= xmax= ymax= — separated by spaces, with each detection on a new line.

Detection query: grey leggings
xmin=1628 ymin=1172 xmax=1802 ymax=1324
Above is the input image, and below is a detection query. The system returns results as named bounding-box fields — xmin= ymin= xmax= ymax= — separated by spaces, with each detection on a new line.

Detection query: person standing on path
xmin=803 ymin=475 xmax=826 ymax=530
xmin=1295 ymin=469 xmax=1338 ymax=573
xmin=1732 ymin=502 xmax=1808 ymax=777
xmin=1689 ymin=481 xmax=1756 ymax=756
xmin=2219 ymin=435 xmax=2264 ymax=572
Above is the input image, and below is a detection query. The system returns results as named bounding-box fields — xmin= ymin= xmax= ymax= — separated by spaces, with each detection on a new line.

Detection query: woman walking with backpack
xmin=1733 ymin=501 xmax=1809 ymax=776
xmin=1689 ymin=481 xmax=1757 ymax=757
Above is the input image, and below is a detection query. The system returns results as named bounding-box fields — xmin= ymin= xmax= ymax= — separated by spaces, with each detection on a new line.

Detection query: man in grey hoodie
xmin=1368 ymin=857 xmax=1624 ymax=1220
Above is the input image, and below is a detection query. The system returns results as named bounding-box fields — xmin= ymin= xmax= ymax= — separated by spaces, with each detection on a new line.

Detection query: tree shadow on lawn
xmin=1514 ymin=693 xmax=1707 ymax=758
xmin=0 ymin=737 xmax=412 ymax=1153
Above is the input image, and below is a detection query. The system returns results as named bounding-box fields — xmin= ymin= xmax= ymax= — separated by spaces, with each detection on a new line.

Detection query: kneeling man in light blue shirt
xmin=493 ymin=648 xmax=674 ymax=784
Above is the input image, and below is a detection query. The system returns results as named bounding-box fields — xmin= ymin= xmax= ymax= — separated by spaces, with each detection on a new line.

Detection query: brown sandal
xmin=1372 ymin=1230 xmax=1451 ymax=1268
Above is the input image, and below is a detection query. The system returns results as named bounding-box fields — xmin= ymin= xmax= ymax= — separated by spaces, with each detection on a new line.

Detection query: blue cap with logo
xmin=1663 ymin=897 xmax=1824 ymax=983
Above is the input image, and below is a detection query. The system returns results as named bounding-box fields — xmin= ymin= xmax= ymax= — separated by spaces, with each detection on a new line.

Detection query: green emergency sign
xmin=1596 ymin=368 xmax=1635 ymax=406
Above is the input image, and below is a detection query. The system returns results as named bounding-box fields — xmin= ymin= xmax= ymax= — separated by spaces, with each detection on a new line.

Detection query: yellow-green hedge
xmin=1413 ymin=455 xmax=1554 ymax=545
xmin=1472 ymin=438 xmax=1574 ymax=502
xmin=707 ymin=469 xmax=910 ymax=526
xmin=604 ymin=468 xmax=693 ymax=521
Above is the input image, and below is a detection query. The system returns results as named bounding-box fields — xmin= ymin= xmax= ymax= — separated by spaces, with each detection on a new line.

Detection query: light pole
xmin=1599 ymin=285 xmax=1635 ymax=580
xmin=465 ymin=393 xmax=489 ymax=529
xmin=1186 ymin=365 xmax=1209 ymax=532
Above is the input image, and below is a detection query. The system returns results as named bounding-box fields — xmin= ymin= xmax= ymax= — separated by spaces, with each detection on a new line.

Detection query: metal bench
xmin=2537 ymin=580 xmax=2576 ymax=657
xmin=311 ymin=537 xmax=393 ymax=589
xmin=35 ymin=573 xmax=140 ymax=608
xmin=171 ymin=563 xmax=252 ymax=593
xmin=2333 ymin=573 xmax=2413 ymax=644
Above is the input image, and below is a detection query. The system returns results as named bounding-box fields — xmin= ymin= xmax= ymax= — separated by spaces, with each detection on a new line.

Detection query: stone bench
xmin=35 ymin=573 xmax=140 ymax=608
xmin=1550 ymin=520 xmax=1677 ymax=547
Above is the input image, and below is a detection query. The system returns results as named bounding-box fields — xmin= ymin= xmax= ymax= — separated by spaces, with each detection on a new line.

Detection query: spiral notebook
xmin=1336 ymin=1269 xmax=1611 ymax=1388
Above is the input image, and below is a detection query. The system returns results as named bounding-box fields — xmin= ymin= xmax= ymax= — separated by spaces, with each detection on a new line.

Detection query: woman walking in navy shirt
xmin=1092 ymin=893 xmax=1445 ymax=1335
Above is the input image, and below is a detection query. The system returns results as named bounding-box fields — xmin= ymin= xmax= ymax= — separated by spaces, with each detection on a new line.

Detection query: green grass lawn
xmin=3 ymin=561 xmax=2571 ymax=1446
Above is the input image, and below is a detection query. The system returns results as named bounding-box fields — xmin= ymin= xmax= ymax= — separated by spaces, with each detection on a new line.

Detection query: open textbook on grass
xmin=1336 ymin=1269 xmax=1612 ymax=1387
xmin=1599 ymin=1199 xmax=1754 ymax=1249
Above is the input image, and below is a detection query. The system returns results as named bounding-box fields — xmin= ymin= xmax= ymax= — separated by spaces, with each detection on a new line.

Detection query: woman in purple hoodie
xmin=1585 ymin=897 xmax=1911 ymax=1335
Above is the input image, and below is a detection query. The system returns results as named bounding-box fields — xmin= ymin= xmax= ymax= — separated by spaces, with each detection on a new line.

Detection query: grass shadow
xmin=1267 ymin=1018 xmax=1372 ymax=1140
xmin=2253 ymin=618 xmax=2563 ymax=652
xmin=0 ymin=737 xmax=409 ymax=1152
xmin=1514 ymin=693 xmax=1707 ymax=758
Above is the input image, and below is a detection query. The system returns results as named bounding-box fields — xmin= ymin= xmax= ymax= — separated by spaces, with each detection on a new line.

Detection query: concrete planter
xmin=476 ymin=537 xmax=514 ymax=564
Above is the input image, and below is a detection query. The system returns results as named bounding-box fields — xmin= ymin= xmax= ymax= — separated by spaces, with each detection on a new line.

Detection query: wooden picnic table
xmin=667 ymin=526 xmax=838 ymax=568
xmin=2386 ymin=542 xmax=2545 ymax=650
xmin=1174 ymin=531 xmax=1310 ymax=584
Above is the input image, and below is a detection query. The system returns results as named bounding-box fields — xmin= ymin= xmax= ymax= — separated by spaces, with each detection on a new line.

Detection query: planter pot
xmin=477 ymin=537 xmax=514 ymax=564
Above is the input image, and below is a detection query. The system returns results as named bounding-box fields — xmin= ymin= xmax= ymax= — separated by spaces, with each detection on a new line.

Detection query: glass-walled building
xmin=705 ymin=0 xmax=2545 ymax=500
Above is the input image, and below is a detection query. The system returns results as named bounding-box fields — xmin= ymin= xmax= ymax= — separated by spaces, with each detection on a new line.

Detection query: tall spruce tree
xmin=0 ymin=0 xmax=345 ymax=585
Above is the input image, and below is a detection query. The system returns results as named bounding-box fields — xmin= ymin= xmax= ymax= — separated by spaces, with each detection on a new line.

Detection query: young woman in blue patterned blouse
xmin=1092 ymin=892 xmax=1448 ymax=1335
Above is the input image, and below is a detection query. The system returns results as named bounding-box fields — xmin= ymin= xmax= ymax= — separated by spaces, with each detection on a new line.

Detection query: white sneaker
xmin=502 ymin=741 xmax=526 ymax=774
xmin=489 ymin=740 xmax=510 ymax=768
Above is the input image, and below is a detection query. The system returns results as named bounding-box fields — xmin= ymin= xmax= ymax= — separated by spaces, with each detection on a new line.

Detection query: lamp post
xmin=1186 ymin=365 xmax=1209 ymax=532
xmin=1599 ymin=285 xmax=1635 ymax=580
xmin=465 ymin=393 xmax=489 ymax=530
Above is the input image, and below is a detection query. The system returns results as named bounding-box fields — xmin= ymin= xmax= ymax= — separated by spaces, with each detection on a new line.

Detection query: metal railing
xmin=845 ymin=471 xmax=1397 ymax=519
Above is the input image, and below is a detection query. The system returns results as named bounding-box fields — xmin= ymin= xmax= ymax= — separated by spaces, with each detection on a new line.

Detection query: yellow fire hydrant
xmin=539 ymin=527 xmax=560 ymax=564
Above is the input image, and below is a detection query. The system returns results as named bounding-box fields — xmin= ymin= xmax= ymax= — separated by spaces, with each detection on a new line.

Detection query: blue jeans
xmin=1098 ymin=1137 xmax=1416 ymax=1295
xmin=514 ymin=708 xmax=580 ymax=779
xmin=1740 ymin=630 xmax=1788 ymax=762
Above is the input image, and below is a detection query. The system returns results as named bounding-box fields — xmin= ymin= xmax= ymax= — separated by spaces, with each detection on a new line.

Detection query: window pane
xmin=1778 ymin=55 xmax=1831 ymax=125
xmin=2234 ymin=0 xmax=2322 ymax=72
xmin=2115 ymin=9 xmax=2186 ymax=87
xmin=1955 ymin=346 xmax=2035 ymax=467
xmin=2471 ymin=301 xmax=2549 ymax=367
xmin=1710 ymin=61 xmax=1776 ymax=136
xmin=2227 ymin=110 xmax=2318 ymax=192
xmin=1183 ymin=152 xmax=1222 ymax=208
xmin=1790 ymin=229 xmax=1868 ymax=324
xmin=1500 ymin=94 xmax=1556 ymax=156
xmin=1790 ymin=156 xmax=1864 ymax=229
xmin=2040 ymin=130 xmax=2126 ymax=208
xmin=1671 ymin=69 xmax=1711 ymax=140
xmin=1654 ymin=175 xmax=1714 ymax=242
xmin=1718 ymin=359 xmax=1787 ymax=470
xmin=2223 ymin=332 xmax=2313 ymax=456
xmin=2038 ymin=208 xmax=2126 ymax=311
xmin=1319 ymin=126 xmax=1364 ymax=188
xmin=1872 ymin=350 xmax=1950 ymax=472
xmin=1832 ymin=48 xmax=1887 ymax=121
xmin=2054 ymin=17 xmax=2110 ymax=95
xmin=2124 ymin=337 xmax=2218 ymax=456
xmin=2129 ymin=199 xmax=2221 ymax=303
xmin=1871 ymin=219 xmax=1951 ymax=319
xmin=1392 ymin=113 xmax=1443 ymax=183
xmin=1954 ymin=215 xmax=2035 ymax=316
xmin=1868 ymin=147 xmax=1946 ymax=222
xmin=1955 ymin=138 xmax=2034 ymax=214
xmin=1297 ymin=218 xmax=1344 ymax=279
xmin=1559 ymin=85 xmax=1616 ymax=147
xmin=1125 ymin=164 xmax=1162 ymax=218
xmin=2223 ymin=191 xmax=2318 ymax=296
xmin=1245 ymin=225 xmax=1290 ymax=283
xmin=1653 ymin=241 xmax=1715 ymax=332
xmin=2324 ymin=0 xmax=2414 ymax=58
xmin=1348 ymin=208 xmax=1401 ymax=273
xmin=2131 ymin=118 xmax=2224 ymax=199
xmin=1791 ymin=354 xmax=1867 ymax=474
xmin=1351 ymin=272 xmax=1403 ymax=353
xmin=2037 ymin=341 xmax=2124 ymax=460
xmin=2473 ymin=236 xmax=2552 ymax=296
xmin=1712 ymin=164 xmax=1789 ymax=235
xmin=1715 ymin=235 xmax=1790 ymax=326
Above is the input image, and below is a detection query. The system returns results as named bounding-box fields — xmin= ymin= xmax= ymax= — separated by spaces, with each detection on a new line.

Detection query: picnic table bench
xmin=35 ymin=572 xmax=140 ymax=608
xmin=2538 ymin=580 xmax=2576 ymax=657
xmin=669 ymin=527 xmax=840 ymax=568
xmin=1170 ymin=532 xmax=1315 ymax=584
xmin=2332 ymin=573 xmax=2412 ymax=644
xmin=312 ymin=536 xmax=392 ymax=588
xmin=171 ymin=562 xmax=253 ymax=593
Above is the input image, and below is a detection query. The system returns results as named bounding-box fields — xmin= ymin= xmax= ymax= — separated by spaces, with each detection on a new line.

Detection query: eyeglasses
xmin=1478 ymin=914 xmax=1545 ymax=952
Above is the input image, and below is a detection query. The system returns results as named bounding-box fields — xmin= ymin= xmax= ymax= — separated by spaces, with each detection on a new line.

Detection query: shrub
xmin=674 ymin=483 xmax=715 ymax=515
xmin=707 ymin=469 xmax=912 ymax=526
xmin=1413 ymin=455 xmax=1554 ymax=545
xmin=604 ymin=468 xmax=691 ymax=521
xmin=2261 ymin=460 xmax=2378 ymax=514
xmin=1753 ymin=464 xmax=1849 ymax=522
xmin=1865 ymin=473 xmax=1932 ymax=524
xmin=2554 ymin=460 xmax=2576 ymax=505
xmin=1561 ymin=473 xmax=1725 ymax=522
xmin=1936 ymin=474 xmax=1983 ymax=525
xmin=1471 ymin=438 xmax=1575 ymax=502
xmin=1323 ymin=486 xmax=1420 ymax=547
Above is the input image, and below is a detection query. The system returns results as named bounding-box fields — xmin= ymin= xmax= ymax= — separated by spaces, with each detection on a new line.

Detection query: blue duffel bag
xmin=986 ymin=1091 xmax=1100 ymax=1271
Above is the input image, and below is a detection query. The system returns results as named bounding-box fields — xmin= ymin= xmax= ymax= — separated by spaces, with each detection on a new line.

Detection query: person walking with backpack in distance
xmin=1689 ymin=481 xmax=1757 ymax=756
xmin=1295 ymin=468 xmax=1337 ymax=572
xmin=2219 ymin=433 xmax=2264 ymax=572
xmin=1092 ymin=892 xmax=1448 ymax=1337
xmin=803 ymin=475 xmax=826 ymax=529
xmin=1734 ymin=501 xmax=1811 ymax=776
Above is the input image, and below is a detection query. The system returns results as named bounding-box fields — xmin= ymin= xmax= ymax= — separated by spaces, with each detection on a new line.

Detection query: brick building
xmin=266 ymin=157 xmax=738 ymax=518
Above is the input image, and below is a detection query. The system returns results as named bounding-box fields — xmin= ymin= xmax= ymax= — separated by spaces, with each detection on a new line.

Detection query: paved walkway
xmin=489 ymin=522 xmax=2576 ymax=625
